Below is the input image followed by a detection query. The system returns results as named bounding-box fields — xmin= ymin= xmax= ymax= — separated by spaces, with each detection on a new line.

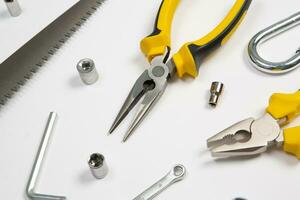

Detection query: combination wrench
xmin=133 ymin=164 xmax=186 ymax=200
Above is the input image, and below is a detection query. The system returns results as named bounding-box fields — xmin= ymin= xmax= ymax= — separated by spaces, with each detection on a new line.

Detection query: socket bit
xmin=209 ymin=82 xmax=224 ymax=107
xmin=88 ymin=153 xmax=108 ymax=179
xmin=77 ymin=58 xmax=99 ymax=85
xmin=4 ymin=0 xmax=22 ymax=17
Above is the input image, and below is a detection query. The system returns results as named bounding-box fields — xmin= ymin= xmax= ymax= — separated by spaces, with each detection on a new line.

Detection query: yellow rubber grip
xmin=140 ymin=0 xmax=180 ymax=62
xmin=283 ymin=126 xmax=300 ymax=159
xmin=267 ymin=91 xmax=300 ymax=123
xmin=172 ymin=0 xmax=252 ymax=78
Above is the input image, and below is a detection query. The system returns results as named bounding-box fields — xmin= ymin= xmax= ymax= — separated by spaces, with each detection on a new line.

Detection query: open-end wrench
xmin=133 ymin=164 xmax=186 ymax=200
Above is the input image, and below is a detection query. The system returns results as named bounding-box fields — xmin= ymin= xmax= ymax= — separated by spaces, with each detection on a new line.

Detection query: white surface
xmin=0 ymin=0 xmax=300 ymax=199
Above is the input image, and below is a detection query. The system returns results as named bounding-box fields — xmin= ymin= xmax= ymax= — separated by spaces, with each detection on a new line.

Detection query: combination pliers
xmin=207 ymin=91 xmax=300 ymax=159
xmin=109 ymin=0 xmax=252 ymax=142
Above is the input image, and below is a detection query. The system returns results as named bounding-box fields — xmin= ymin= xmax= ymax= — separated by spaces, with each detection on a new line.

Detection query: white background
xmin=1 ymin=0 xmax=300 ymax=199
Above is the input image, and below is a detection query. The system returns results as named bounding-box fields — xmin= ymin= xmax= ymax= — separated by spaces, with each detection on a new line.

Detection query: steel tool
xmin=26 ymin=112 xmax=66 ymax=200
xmin=77 ymin=58 xmax=99 ymax=85
xmin=248 ymin=11 xmax=300 ymax=74
xmin=132 ymin=164 xmax=186 ymax=200
xmin=88 ymin=153 xmax=108 ymax=179
xmin=4 ymin=0 xmax=22 ymax=17
xmin=109 ymin=0 xmax=252 ymax=142
xmin=0 ymin=0 xmax=106 ymax=109
xmin=207 ymin=90 xmax=300 ymax=159
xmin=209 ymin=82 xmax=224 ymax=107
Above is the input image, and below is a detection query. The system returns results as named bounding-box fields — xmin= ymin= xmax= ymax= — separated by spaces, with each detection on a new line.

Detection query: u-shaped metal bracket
xmin=248 ymin=11 xmax=300 ymax=74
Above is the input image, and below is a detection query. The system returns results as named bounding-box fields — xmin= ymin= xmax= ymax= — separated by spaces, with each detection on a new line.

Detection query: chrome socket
xmin=88 ymin=153 xmax=108 ymax=179
xmin=77 ymin=58 xmax=99 ymax=85
xmin=209 ymin=82 xmax=224 ymax=107
xmin=4 ymin=0 xmax=22 ymax=17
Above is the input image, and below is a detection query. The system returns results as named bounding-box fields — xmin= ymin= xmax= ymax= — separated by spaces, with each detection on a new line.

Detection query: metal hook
xmin=248 ymin=11 xmax=300 ymax=74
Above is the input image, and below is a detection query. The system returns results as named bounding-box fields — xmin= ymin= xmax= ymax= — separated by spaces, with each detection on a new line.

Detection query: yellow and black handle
xmin=140 ymin=0 xmax=180 ymax=62
xmin=140 ymin=0 xmax=252 ymax=78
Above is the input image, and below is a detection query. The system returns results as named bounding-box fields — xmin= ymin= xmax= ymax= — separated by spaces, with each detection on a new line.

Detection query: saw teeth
xmin=64 ymin=33 xmax=71 ymax=37
xmin=31 ymin=64 xmax=40 ymax=71
xmin=54 ymin=44 xmax=60 ymax=49
xmin=17 ymin=79 xmax=26 ymax=85
xmin=70 ymin=27 xmax=76 ymax=32
xmin=31 ymin=69 xmax=37 ymax=73
xmin=42 ymin=56 xmax=49 ymax=61
xmin=11 ymin=85 xmax=20 ymax=92
xmin=0 ymin=0 xmax=107 ymax=109
xmin=24 ymin=72 xmax=33 ymax=79
xmin=0 ymin=98 xmax=7 ymax=105
xmin=48 ymin=49 xmax=55 ymax=55
xmin=36 ymin=61 xmax=44 ymax=67
xmin=59 ymin=38 xmax=66 ymax=43
xmin=5 ymin=91 xmax=13 ymax=98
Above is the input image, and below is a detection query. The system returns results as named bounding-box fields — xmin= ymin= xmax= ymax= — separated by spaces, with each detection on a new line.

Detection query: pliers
xmin=109 ymin=0 xmax=252 ymax=142
xmin=207 ymin=91 xmax=300 ymax=159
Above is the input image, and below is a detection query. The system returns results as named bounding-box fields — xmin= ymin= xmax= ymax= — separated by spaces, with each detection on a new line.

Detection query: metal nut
xmin=77 ymin=58 xmax=99 ymax=85
xmin=209 ymin=82 xmax=224 ymax=107
xmin=4 ymin=0 xmax=22 ymax=17
xmin=88 ymin=153 xmax=108 ymax=179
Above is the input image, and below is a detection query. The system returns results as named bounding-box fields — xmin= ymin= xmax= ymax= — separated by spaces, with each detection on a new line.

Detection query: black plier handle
xmin=141 ymin=0 xmax=252 ymax=77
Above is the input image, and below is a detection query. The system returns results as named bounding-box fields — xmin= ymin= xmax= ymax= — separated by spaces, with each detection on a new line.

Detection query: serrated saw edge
xmin=0 ymin=0 xmax=106 ymax=108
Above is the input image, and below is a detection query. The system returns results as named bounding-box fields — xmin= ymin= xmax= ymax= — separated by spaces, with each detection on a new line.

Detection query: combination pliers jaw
xmin=207 ymin=91 xmax=300 ymax=159
xmin=207 ymin=113 xmax=284 ymax=157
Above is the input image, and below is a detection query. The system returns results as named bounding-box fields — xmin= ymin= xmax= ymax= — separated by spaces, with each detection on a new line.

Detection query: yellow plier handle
xmin=267 ymin=91 xmax=300 ymax=158
xmin=140 ymin=0 xmax=180 ymax=62
xmin=140 ymin=0 xmax=252 ymax=78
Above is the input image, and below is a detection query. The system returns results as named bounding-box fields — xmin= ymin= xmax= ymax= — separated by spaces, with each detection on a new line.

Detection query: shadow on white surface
xmin=69 ymin=76 xmax=85 ymax=88
xmin=0 ymin=9 xmax=10 ymax=19
xmin=79 ymin=170 xmax=96 ymax=184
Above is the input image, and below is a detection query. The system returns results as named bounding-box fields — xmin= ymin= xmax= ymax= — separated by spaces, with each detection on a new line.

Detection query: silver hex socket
xmin=209 ymin=82 xmax=224 ymax=107
xmin=88 ymin=153 xmax=108 ymax=179
xmin=77 ymin=58 xmax=99 ymax=85
xmin=5 ymin=0 xmax=22 ymax=17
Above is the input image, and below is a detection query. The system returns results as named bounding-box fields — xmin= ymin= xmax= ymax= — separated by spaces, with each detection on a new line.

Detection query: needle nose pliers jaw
xmin=110 ymin=0 xmax=252 ymax=142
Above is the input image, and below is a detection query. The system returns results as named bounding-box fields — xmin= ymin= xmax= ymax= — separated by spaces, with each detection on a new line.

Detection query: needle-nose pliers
xmin=109 ymin=0 xmax=252 ymax=142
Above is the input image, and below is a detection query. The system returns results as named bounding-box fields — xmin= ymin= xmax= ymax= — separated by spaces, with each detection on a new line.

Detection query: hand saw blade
xmin=0 ymin=0 xmax=106 ymax=107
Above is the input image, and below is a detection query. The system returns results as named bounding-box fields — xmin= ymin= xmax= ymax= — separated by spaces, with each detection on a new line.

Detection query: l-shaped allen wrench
xmin=26 ymin=112 xmax=66 ymax=200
